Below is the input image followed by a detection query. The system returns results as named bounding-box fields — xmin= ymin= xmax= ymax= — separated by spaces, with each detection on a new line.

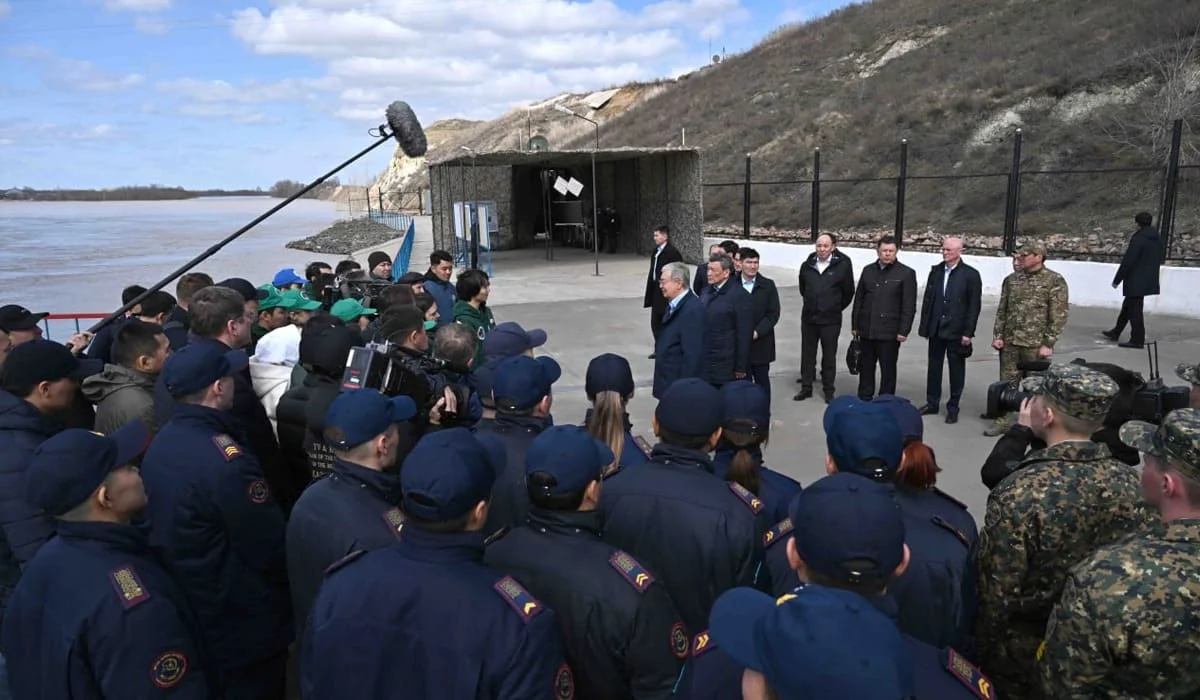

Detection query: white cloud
xmin=0 ymin=1 xmax=11 ymax=20
xmin=157 ymin=76 xmax=336 ymax=103
xmin=7 ymin=46 xmax=145 ymax=93
xmin=134 ymin=16 xmax=171 ymax=35
xmin=103 ymin=0 xmax=171 ymax=11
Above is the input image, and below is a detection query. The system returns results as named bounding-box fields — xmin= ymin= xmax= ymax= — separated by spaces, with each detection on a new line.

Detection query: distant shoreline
xmin=2 ymin=188 xmax=268 ymax=202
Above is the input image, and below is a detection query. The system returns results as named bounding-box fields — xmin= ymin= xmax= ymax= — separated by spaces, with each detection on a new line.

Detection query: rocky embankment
xmin=286 ymin=218 xmax=401 ymax=254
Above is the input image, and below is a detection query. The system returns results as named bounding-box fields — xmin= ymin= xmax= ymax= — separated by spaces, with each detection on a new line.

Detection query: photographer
xmin=378 ymin=306 xmax=472 ymax=430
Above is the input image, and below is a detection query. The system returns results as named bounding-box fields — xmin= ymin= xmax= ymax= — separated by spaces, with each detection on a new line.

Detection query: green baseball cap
xmin=1019 ymin=363 xmax=1119 ymax=423
xmin=279 ymin=289 xmax=322 ymax=312
xmin=1121 ymin=408 xmax=1200 ymax=480
xmin=330 ymin=298 xmax=378 ymax=323
xmin=257 ymin=284 xmax=284 ymax=311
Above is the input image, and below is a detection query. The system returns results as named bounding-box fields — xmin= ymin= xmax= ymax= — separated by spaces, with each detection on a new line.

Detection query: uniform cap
xmin=1020 ymin=363 xmax=1119 ymax=422
xmin=1177 ymin=362 xmax=1200 ymax=387
xmin=0 ymin=304 xmax=48 ymax=332
xmin=468 ymin=356 xmax=500 ymax=410
xmin=483 ymin=322 xmax=547 ymax=359
xmin=257 ymin=284 xmax=284 ymax=311
xmin=710 ymin=584 xmax=912 ymax=699
xmin=272 ymin=268 xmax=306 ymax=288
xmin=823 ymin=397 xmax=903 ymax=480
xmin=329 ymin=298 xmax=377 ymax=323
xmin=0 ymin=339 xmax=102 ymax=388
xmin=1015 ymin=241 xmax=1046 ymax=256
xmin=720 ymin=380 xmax=770 ymax=435
xmin=162 ymin=343 xmax=249 ymax=397
xmin=323 ymin=388 xmax=418 ymax=450
xmin=655 ymin=378 xmax=722 ymax=437
xmin=217 ymin=277 xmax=269 ymax=302
xmin=492 ymin=355 xmax=561 ymax=412
xmin=25 ymin=421 xmax=151 ymax=516
xmin=789 ymin=472 xmax=905 ymax=584
xmin=1121 ymin=408 xmax=1200 ymax=480
xmin=401 ymin=428 xmax=501 ymax=521
xmin=585 ymin=353 xmax=634 ymax=399
xmin=278 ymin=289 xmax=322 ymax=312
xmin=525 ymin=425 xmax=614 ymax=495
xmin=871 ymin=395 xmax=923 ymax=442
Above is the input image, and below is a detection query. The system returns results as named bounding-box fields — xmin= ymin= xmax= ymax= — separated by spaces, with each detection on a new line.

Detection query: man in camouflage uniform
xmin=1178 ymin=361 xmax=1200 ymax=409
xmin=974 ymin=363 xmax=1156 ymax=698
xmin=986 ymin=242 xmax=1070 ymax=436
xmin=1038 ymin=408 xmax=1200 ymax=698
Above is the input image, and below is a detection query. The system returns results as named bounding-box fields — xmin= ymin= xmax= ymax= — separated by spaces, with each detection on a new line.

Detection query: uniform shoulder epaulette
xmin=324 ymin=550 xmax=366 ymax=576
xmin=211 ymin=433 xmax=244 ymax=461
xmin=691 ymin=630 xmax=715 ymax=657
xmin=608 ymin=550 xmax=655 ymax=593
xmin=493 ymin=575 xmax=546 ymax=623
xmin=762 ymin=518 xmax=793 ymax=548
xmin=930 ymin=515 xmax=971 ymax=548
xmin=601 ymin=464 xmax=624 ymax=480
xmin=633 ymin=435 xmax=653 ymax=459
xmin=483 ymin=525 xmax=510 ymax=547
xmin=727 ymin=482 xmax=765 ymax=514
xmin=942 ymin=647 xmax=996 ymax=699
xmin=931 ymin=486 xmax=969 ymax=510
xmin=381 ymin=507 xmax=405 ymax=539
xmin=109 ymin=566 xmax=152 ymax=610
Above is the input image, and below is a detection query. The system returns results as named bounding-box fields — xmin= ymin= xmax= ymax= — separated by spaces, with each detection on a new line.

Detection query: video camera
xmin=984 ymin=342 xmax=1190 ymax=425
xmin=314 ymin=272 xmax=392 ymax=311
xmin=339 ymin=340 xmax=472 ymax=424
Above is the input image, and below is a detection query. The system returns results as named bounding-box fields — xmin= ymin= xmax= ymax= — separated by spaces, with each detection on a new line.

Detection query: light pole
xmin=460 ymin=146 xmax=480 ymax=269
xmin=553 ymin=103 xmax=600 ymax=276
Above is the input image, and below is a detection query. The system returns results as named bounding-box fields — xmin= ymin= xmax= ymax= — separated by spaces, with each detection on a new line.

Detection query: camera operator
xmin=378 ymin=306 xmax=471 ymax=430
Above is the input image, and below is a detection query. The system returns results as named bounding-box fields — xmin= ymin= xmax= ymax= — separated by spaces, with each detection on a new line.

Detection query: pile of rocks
xmin=286 ymin=218 xmax=401 ymax=254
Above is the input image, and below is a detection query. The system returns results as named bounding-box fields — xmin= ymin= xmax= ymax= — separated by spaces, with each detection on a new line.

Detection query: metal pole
xmin=1158 ymin=119 xmax=1184 ymax=258
xmin=1010 ymin=129 xmax=1024 ymax=254
xmin=592 ymin=121 xmax=600 ymax=276
xmin=459 ymin=162 xmax=469 ymax=268
xmin=743 ymin=154 xmax=752 ymax=239
xmin=471 ymin=155 xmax=481 ymax=271
xmin=378 ymin=187 xmax=384 ymax=213
xmin=811 ymin=148 xmax=821 ymax=241
xmin=894 ymin=139 xmax=908 ymax=246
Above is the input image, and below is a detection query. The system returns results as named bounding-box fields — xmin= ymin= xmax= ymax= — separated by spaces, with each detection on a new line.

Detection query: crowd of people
xmin=0 ymin=214 xmax=1194 ymax=699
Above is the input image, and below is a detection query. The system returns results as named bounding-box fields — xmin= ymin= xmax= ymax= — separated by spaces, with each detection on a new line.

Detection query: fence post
xmin=378 ymin=188 xmax=384 ymax=213
xmin=1158 ymin=119 xmax=1184 ymax=258
xmin=811 ymin=148 xmax=821 ymax=241
xmin=894 ymin=139 xmax=908 ymax=246
xmin=1002 ymin=128 xmax=1024 ymax=254
xmin=366 ymin=187 xmax=373 ymax=217
xmin=741 ymin=154 xmax=753 ymax=240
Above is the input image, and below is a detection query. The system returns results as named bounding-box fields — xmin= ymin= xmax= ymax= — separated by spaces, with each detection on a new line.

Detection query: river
xmin=0 ymin=197 xmax=343 ymax=332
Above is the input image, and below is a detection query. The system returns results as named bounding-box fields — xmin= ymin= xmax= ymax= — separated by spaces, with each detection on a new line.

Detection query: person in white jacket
xmin=250 ymin=323 xmax=301 ymax=436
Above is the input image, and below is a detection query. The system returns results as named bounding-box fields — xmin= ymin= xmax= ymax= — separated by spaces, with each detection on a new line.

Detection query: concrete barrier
xmin=706 ymin=237 xmax=1200 ymax=319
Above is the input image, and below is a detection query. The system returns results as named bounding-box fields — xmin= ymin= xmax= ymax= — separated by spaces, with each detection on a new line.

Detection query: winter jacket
xmin=699 ymin=281 xmax=752 ymax=385
xmin=852 ymin=260 xmax=918 ymax=340
xmin=422 ymin=272 xmax=457 ymax=326
xmin=1113 ymin=225 xmax=1163 ymax=297
xmin=250 ymin=360 xmax=294 ymax=436
xmin=797 ymin=251 xmax=855 ymax=326
xmin=453 ymin=300 xmax=497 ymax=368
xmin=81 ymin=363 xmax=159 ymax=436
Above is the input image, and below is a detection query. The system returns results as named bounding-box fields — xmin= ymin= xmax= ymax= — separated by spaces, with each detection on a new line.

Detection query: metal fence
xmin=339 ymin=188 xmax=428 ymax=220
xmin=702 ymin=119 xmax=1195 ymax=263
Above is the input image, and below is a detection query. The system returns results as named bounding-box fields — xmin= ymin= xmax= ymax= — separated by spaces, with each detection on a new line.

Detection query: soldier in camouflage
xmin=1038 ymin=408 xmax=1200 ymax=698
xmin=1177 ymin=361 xmax=1200 ymax=409
xmin=986 ymin=242 xmax=1070 ymax=436
xmin=974 ymin=363 xmax=1156 ymax=698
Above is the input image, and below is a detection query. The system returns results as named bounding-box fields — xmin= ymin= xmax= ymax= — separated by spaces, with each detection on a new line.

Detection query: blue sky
xmin=0 ymin=0 xmax=853 ymax=190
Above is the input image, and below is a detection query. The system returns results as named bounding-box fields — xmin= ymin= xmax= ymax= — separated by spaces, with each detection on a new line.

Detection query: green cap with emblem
xmin=1121 ymin=408 xmax=1200 ymax=480
xmin=279 ymin=289 xmax=322 ymax=311
xmin=1019 ymin=363 xmax=1119 ymax=422
xmin=1176 ymin=362 xmax=1200 ymax=387
xmin=257 ymin=284 xmax=284 ymax=311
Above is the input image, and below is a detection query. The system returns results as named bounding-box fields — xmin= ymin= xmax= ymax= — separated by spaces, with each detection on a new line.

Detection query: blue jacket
xmin=140 ymin=403 xmax=293 ymax=674
xmin=286 ymin=457 xmax=404 ymax=643
xmin=422 ymin=273 xmax=457 ymax=326
xmin=699 ymin=281 xmax=753 ymax=385
xmin=302 ymin=527 xmax=569 ymax=699
xmin=0 ymin=391 xmax=61 ymax=624
xmin=474 ymin=414 xmax=552 ymax=535
xmin=1 ymin=521 xmax=215 ymax=699
xmin=582 ymin=409 xmax=650 ymax=469
xmin=652 ymin=293 xmax=706 ymax=399
xmin=672 ymin=630 xmax=743 ymax=700
xmin=599 ymin=443 xmax=769 ymax=633
xmin=712 ymin=447 xmax=802 ymax=525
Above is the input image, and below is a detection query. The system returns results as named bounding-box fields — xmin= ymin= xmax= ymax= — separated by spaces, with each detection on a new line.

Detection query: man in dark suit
xmin=1103 ymin=211 xmax=1163 ymax=349
xmin=917 ymin=236 xmax=982 ymax=424
xmin=851 ymin=236 xmax=917 ymax=401
xmin=652 ymin=262 xmax=706 ymax=399
xmin=735 ymin=247 xmax=781 ymax=398
xmin=694 ymin=240 xmax=739 ymax=297
xmin=644 ymin=225 xmax=682 ymax=359
xmin=699 ymin=254 xmax=753 ymax=389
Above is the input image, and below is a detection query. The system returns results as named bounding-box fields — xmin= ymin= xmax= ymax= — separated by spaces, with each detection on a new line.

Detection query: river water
xmin=0 ymin=198 xmax=343 ymax=331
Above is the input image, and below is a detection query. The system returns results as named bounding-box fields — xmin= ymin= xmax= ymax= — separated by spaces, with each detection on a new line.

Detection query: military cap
xmin=1176 ymin=362 xmax=1200 ymax=387
xmin=161 ymin=343 xmax=248 ymax=397
xmin=822 ymin=396 xmax=904 ymax=481
xmin=1015 ymin=241 xmax=1046 ymax=256
xmin=492 ymin=355 xmax=561 ymax=412
xmin=720 ymin=380 xmax=770 ymax=436
xmin=655 ymin=378 xmax=722 ymax=437
xmin=26 ymin=421 xmax=151 ymax=516
xmin=1121 ymin=408 xmax=1200 ymax=480
xmin=323 ymin=388 xmax=417 ymax=450
xmin=525 ymin=425 xmax=614 ymax=495
xmin=790 ymin=473 xmax=905 ymax=585
xmin=400 ymin=427 xmax=501 ymax=521
xmin=1020 ymin=363 xmax=1118 ymax=422
xmin=585 ymin=353 xmax=635 ymax=399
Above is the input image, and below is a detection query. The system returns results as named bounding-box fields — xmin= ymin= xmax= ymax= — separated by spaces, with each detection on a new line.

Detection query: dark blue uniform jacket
xmin=712 ymin=447 xmax=802 ymax=525
xmin=474 ymin=414 xmax=551 ymax=534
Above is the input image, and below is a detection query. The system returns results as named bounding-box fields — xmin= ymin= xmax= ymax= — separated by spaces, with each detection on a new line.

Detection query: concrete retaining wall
xmin=705 ymin=237 xmax=1200 ymax=318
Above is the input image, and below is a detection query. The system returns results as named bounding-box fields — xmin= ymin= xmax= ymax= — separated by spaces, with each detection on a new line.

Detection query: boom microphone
xmin=386 ymin=101 xmax=428 ymax=157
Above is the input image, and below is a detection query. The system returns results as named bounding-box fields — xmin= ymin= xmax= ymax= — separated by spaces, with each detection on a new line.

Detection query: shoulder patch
xmin=633 ymin=435 xmax=654 ymax=459
xmin=382 ymin=507 xmax=405 ymax=539
xmin=609 ymin=550 xmax=654 ymax=593
xmin=554 ymin=663 xmax=574 ymax=699
xmin=931 ymin=515 xmax=971 ymax=548
xmin=483 ymin=525 xmax=510 ymax=547
xmin=932 ymin=486 xmax=969 ymax=510
xmin=601 ymin=464 xmax=623 ymax=480
xmin=691 ymin=631 xmax=714 ymax=657
xmin=494 ymin=576 xmax=545 ymax=623
xmin=943 ymin=647 xmax=995 ymax=700
xmin=109 ymin=566 xmax=151 ymax=609
xmin=762 ymin=518 xmax=793 ymax=548
xmin=670 ymin=621 xmax=689 ymax=659
xmin=150 ymin=650 xmax=188 ymax=689
xmin=324 ymin=550 xmax=366 ymax=576
xmin=212 ymin=433 xmax=243 ymax=461
xmin=727 ymin=482 xmax=765 ymax=514
xmin=247 ymin=479 xmax=270 ymax=504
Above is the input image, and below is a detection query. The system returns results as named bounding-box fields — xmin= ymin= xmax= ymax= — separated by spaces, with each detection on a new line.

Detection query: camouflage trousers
xmin=999 ymin=345 xmax=1042 ymax=386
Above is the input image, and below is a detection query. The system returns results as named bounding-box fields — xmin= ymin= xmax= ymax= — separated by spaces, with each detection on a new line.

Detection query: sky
xmin=0 ymin=0 xmax=854 ymax=190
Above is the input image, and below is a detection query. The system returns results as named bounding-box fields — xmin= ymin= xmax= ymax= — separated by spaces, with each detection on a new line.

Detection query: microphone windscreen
xmin=386 ymin=101 xmax=428 ymax=158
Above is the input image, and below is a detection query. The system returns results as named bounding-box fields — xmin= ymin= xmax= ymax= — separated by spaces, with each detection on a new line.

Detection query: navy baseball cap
xmin=585 ymin=353 xmax=635 ymax=399
xmin=710 ymin=584 xmax=912 ymax=699
xmin=468 ymin=356 xmax=500 ymax=410
xmin=217 ymin=277 xmax=269 ymax=302
xmin=162 ymin=343 xmax=249 ymax=397
xmin=872 ymin=395 xmax=923 ymax=442
xmin=272 ymin=268 xmax=306 ymax=288
xmin=25 ymin=421 xmax=151 ymax=516
xmin=401 ymin=428 xmax=501 ymax=521
xmin=655 ymin=378 xmax=722 ymax=437
xmin=823 ymin=397 xmax=903 ymax=480
xmin=323 ymin=388 xmax=418 ymax=450
xmin=526 ymin=425 xmax=614 ymax=495
xmin=789 ymin=472 xmax=905 ymax=584
xmin=0 ymin=304 xmax=48 ymax=332
xmin=492 ymin=355 xmax=561 ymax=412
xmin=720 ymin=380 xmax=770 ymax=435
xmin=483 ymin=321 xmax=547 ymax=359
xmin=0 ymin=339 xmax=102 ymax=388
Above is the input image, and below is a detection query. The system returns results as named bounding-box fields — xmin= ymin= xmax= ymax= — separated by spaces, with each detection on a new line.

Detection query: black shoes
xmin=1101 ymin=330 xmax=1119 ymax=341
xmin=1119 ymin=341 xmax=1144 ymax=349
xmin=945 ymin=410 xmax=959 ymax=424
xmin=918 ymin=404 xmax=939 ymax=416
xmin=824 ymin=392 xmax=834 ymax=404
xmin=793 ymin=389 xmax=813 ymax=402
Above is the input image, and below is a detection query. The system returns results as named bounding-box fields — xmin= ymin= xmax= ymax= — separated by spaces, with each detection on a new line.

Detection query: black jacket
xmin=475 ymin=414 xmax=552 ymax=535
xmin=742 ymin=275 xmax=781 ymax=365
xmin=692 ymin=263 xmax=708 ymax=297
xmin=852 ymin=260 xmax=918 ymax=340
xmin=484 ymin=509 xmax=687 ymax=700
xmin=918 ymin=262 xmax=983 ymax=341
xmin=797 ymin=251 xmax=855 ymax=326
xmin=1113 ymin=225 xmax=1163 ymax=297
xmin=644 ymin=243 xmax=683 ymax=309
xmin=700 ymin=280 xmax=753 ymax=385
xmin=652 ymin=293 xmax=706 ymax=399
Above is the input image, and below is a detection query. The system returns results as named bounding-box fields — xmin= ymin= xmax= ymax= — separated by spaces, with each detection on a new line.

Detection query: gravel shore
xmin=285 ymin=218 xmax=401 ymax=254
